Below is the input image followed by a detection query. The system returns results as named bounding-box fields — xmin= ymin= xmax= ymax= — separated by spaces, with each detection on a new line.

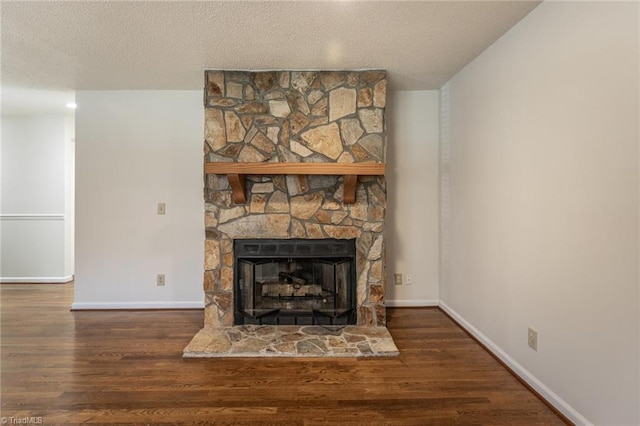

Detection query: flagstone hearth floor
xmin=183 ymin=325 xmax=399 ymax=358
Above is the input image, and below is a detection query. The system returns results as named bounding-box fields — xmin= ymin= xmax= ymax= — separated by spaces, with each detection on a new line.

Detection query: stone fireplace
xmin=184 ymin=70 xmax=398 ymax=357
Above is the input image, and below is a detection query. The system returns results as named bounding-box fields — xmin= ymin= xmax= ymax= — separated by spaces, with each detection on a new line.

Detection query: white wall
xmin=73 ymin=89 xmax=439 ymax=309
xmin=73 ymin=91 xmax=204 ymax=308
xmin=386 ymin=90 xmax=440 ymax=306
xmin=442 ymin=2 xmax=639 ymax=425
xmin=1 ymin=114 xmax=74 ymax=282
xmin=64 ymin=117 xmax=75 ymax=277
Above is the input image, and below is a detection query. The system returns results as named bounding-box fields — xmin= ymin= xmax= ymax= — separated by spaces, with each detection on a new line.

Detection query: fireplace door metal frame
xmin=233 ymin=239 xmax=357 ymax=326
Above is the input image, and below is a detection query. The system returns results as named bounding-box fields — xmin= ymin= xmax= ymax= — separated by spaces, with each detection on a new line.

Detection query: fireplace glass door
xmin=234 ymin=239 xmax=356 ymax=325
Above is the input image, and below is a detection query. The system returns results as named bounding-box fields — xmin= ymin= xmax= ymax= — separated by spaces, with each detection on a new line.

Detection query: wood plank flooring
xmin=1 ymin=283 xmax=567 ymax=425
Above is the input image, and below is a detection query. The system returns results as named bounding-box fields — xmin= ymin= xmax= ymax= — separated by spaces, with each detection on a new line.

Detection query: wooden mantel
xmin=205 ymin=162 xmax=386 ymax=204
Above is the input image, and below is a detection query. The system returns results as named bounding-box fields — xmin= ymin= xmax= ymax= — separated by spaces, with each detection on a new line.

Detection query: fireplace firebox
xmin=234 ymin=239 xmax=356 ymax=326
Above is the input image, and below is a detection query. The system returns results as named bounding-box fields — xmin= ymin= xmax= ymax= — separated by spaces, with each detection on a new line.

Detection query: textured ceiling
xmin=1 ymin=1 xmax=540 ymax=96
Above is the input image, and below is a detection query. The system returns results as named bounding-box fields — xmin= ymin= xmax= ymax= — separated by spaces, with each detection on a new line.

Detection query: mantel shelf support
xmin=205 ymin=162 xmax=386 ymax=205
xmin=227 ymin=173 xmax=247 ymax=204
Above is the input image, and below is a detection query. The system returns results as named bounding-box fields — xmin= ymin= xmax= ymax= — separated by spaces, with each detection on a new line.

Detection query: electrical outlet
xmin=406 ymin=274 xmax=413 ymax=285
xmin=528 ymin=327 xmax=538 ymax=351
xmin=157 ymin=274 xmax=165 ymax=287
xmin=157 ymin=202 xmax=166 ymax=215
xmin=394 ymin=273 xmax=403 ymax=286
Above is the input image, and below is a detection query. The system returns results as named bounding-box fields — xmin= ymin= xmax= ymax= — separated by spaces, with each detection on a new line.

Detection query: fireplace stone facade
xmin=203 ymin=70 xmax=387 ymax=328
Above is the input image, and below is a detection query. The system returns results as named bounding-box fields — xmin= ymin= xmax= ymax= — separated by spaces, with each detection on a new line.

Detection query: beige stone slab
xmin=329 ymin=87 xmax=356 ymax=122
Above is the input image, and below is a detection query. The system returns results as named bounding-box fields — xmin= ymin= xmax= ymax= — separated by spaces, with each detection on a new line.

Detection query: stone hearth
xmin=184 ymin=70 xmax=395 ymax=357
xmin=184 ymin=325 xmax=398 ymax=357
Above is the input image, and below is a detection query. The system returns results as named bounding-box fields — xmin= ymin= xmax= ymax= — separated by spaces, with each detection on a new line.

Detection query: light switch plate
xmin=394 ymin=273 xmax=402 ymax=286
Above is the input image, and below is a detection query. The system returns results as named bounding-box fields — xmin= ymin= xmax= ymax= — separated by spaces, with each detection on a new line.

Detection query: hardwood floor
xmin=1 ymin=283 xmax=567 ymax=425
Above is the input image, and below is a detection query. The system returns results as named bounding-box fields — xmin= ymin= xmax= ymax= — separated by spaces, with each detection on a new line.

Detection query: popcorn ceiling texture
xmin=201 ymin=70 xmax=387 ymax=329
xmin=3 ymin=2 xmax=540 ymax=92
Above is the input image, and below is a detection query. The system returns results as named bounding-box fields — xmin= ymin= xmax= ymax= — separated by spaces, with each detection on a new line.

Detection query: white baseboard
xmin=71 ymin=301 xmax=204 ymax=310
xmin=386 ymin=299 xmax=439 ymax=307
xmin=438 ymin=301 xmax=592 ymax=426
xmin=0 ymin=214 xmax=65 ymax=220
xmin=0 ymin=275 xmax=74 ymax=283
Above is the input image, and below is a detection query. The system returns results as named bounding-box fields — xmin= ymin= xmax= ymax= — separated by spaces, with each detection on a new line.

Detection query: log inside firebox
xmin=260 ymin=282 xmax=323 ymax=298
xmin=278 ymin=272 xmax=306 ymax=286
